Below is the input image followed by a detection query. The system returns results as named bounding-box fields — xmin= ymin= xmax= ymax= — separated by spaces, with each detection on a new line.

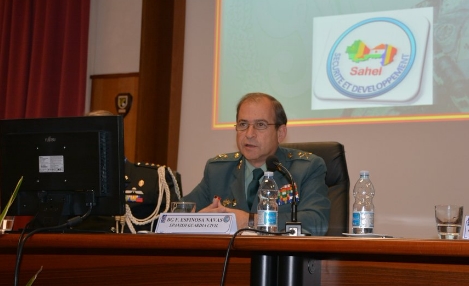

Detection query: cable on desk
xmin=13 ymin=206 xmax=93 ymax=286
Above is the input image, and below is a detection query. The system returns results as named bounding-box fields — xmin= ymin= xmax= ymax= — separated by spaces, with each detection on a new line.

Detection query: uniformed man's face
xmin=236 ymin=97 xmax=286 ymax=168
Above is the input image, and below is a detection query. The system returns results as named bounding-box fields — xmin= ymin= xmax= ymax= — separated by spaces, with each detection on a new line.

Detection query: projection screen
xmin=213 ymin=0 xmax=469 ymax=128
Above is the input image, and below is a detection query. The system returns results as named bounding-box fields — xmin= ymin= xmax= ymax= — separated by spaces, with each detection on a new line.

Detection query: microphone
xmin=266 ymin=155 xmax=302 ymax=236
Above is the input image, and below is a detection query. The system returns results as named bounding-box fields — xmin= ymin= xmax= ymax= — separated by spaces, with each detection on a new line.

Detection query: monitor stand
xmin=30 ymin=201 xmax=68 ymax=229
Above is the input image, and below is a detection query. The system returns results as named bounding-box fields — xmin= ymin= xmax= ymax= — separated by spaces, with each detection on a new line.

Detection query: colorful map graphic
xmin=346 ymin=40 xmax=397 ymax=66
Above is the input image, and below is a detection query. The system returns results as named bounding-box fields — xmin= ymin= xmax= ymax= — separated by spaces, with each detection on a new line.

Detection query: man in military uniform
xmin=74 ymin=161 xmax=180 ymax=233
xmin=123 ymin=160 xmax=181 ymax=232
xmin=183 ymin=93 xmax=330 ymax=235
xmin=76 ymin=110 xmax=181 ymax=233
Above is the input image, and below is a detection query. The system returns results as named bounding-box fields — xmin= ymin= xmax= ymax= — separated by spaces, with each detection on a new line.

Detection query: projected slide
xmin=214 ymin=0 xmax=469 ymax=127
xmin=312 ymin=8 xmax=432 ymax=110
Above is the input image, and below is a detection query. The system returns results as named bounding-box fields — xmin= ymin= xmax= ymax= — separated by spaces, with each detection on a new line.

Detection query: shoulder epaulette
xmin=284 ymin=150 xmax=314 ymax=161
xmin=210 ymin=152 xmax=242 ymax=162
xmin=135 ymin=162 xmax=164 ymax=169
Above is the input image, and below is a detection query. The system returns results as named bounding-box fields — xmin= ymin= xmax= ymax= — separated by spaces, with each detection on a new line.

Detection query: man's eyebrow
xmin=237 ymin=119 xmax=268 ymax=122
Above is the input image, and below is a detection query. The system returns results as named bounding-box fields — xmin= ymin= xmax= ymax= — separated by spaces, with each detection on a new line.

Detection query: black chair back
xmin=280 ymin=142 xmax=350 ymax=236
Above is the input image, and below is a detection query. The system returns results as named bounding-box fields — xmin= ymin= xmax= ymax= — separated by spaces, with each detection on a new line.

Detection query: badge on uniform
xmin=277 ymin=184 xmax=299 ymax=205
xmin=126 ymin=187 xmax=144 ymax=203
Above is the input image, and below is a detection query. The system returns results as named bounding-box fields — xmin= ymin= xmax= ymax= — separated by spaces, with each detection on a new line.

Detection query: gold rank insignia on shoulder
xmin=299 ymin=151 xmax=313 ymax=159
xmin=213 ymin=152 xmax=240 ymax=160
xmin=214 ymin=154 xmax=228 ymax=160
xmin=288 ymin=151 xmax=313 ymax=160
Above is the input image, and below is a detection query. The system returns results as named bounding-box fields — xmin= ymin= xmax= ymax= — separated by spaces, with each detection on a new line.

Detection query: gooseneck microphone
xmin=266 ymin=156 xmax=303 ymax=286
xmin=266 ymin=155 xmax=298 ymax=223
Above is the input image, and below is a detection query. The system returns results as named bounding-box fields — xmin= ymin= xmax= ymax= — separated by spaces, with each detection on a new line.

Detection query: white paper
xmin=463 ymin=215 xmax=469 ymax=239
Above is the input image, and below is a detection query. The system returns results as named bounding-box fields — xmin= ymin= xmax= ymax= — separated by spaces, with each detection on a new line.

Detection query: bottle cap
xmin=264 ymin=171 xmax=274 ymax=177
xmin=360 ymin=170 xmax=369 ymax=176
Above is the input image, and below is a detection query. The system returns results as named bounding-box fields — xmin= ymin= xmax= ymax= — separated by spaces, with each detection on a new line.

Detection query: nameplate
xmin=155 ymin=213 xmax=237 ymax=234
xmin=464 ymin=215 xmax=469 ymax=239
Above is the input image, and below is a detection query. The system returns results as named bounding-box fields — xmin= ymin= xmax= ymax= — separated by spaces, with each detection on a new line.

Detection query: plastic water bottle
xmin=257 ymin=171 xmax=279 ymax=234
xmin=352 ymin=170 xmax=375 ymax=234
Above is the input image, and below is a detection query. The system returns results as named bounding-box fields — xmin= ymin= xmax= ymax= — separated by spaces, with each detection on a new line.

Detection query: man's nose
xmin=245 ymin=124 xmax=257 ymax=137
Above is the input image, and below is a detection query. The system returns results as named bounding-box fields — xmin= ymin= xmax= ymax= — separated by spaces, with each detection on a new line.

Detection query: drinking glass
xmin=171 ymin=202 xmax=196 ymax=213
xmin=435 ymin=205 xmax=463 ymax=239
xmin=0 ymin=216 xmax=15 ymax=234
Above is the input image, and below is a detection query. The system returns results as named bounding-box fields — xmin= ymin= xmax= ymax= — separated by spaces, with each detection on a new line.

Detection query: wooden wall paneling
xmin=90 ymin=73 xmax=139 ymax=162
xmin=167 ymin=0 xmax=185 ymax=171
xmin=138 ymin=0 xmax=185 ymax=169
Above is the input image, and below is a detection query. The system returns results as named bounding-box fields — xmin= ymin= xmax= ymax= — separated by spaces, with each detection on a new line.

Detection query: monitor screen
xmin=0 ymin=116 xmax=125 ymax=227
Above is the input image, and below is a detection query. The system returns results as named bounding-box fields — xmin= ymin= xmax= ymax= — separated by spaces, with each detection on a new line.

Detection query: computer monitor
xmin=0 ymin=116 xmax=125 ymax=228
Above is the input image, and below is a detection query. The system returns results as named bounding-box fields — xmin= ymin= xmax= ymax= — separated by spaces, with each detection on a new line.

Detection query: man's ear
xmin=277 ymin=124 xmax=287 ymax=143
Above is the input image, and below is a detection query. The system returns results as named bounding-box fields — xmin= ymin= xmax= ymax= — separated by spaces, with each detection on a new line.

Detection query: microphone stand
xmin=274 ymin=162 xmax=302 ymax=236
xmin=263 ymin=155 xmax=304 ymax=285
xmin=273 ymin=162 xmax=304 ymax=286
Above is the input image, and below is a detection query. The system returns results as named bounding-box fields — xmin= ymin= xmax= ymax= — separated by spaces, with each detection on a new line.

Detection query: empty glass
xmin=171 ymin=202 xmax=196 ymax=213
xmin=435 ymin=205 xmax=463 ymax=239
xmin=0 ymin=216 xmax=15 ymax=234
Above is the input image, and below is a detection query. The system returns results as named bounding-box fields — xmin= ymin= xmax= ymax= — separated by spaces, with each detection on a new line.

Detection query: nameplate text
xmin=155 ymin=213 xmax=237 ymax=234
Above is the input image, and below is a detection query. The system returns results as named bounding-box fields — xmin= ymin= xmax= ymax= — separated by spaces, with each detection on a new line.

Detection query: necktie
xmin=247 ymin=168 xmax=264 ymax=210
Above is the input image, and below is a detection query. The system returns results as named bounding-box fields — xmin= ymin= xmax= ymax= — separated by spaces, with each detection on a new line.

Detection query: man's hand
xmin=198 ymin=196 xmax=225 ymax=213
xmin=199 ymin=197 xmax=252 ymax=229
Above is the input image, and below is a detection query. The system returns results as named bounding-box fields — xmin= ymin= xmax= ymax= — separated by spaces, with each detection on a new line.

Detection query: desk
xmin=1 ymin=233 xmax=469 ymax=285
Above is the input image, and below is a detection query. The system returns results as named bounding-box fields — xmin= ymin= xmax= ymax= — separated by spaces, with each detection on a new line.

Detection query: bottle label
xmin=257 ymin=210 xmax=278 ymax=227
xmin=352 ymin=211 xmax=374 ymax=228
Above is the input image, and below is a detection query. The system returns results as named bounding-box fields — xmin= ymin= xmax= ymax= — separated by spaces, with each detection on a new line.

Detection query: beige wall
xmin=86 ymin=0 xmax=142 ymax=112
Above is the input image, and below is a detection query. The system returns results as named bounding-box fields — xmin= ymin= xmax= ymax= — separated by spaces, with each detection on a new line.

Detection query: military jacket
xmin=74 ymin=160 xmax=180 ymax=233
xmin=183 ymin=147 xmax=330 ymax=235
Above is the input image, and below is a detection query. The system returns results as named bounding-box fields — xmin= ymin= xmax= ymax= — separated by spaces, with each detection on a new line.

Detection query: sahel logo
xmin=327 ymin=18 xmax=415 ymax=99
xmin=312 ymin=8 xmax=432 ymax=110
xmin=347 ymin=41 xmax=397 ymax=66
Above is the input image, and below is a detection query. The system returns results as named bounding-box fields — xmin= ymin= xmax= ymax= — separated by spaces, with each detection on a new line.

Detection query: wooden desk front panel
xmin=1 ymin=234 xmax=469 ymax=285
xmin=321 ymin=260 xmax=469 ymax=285
xmin=0 ymin=253 xmax=250 ymax=285
xmin=0 ymin=233 xmax=250 ymax=286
